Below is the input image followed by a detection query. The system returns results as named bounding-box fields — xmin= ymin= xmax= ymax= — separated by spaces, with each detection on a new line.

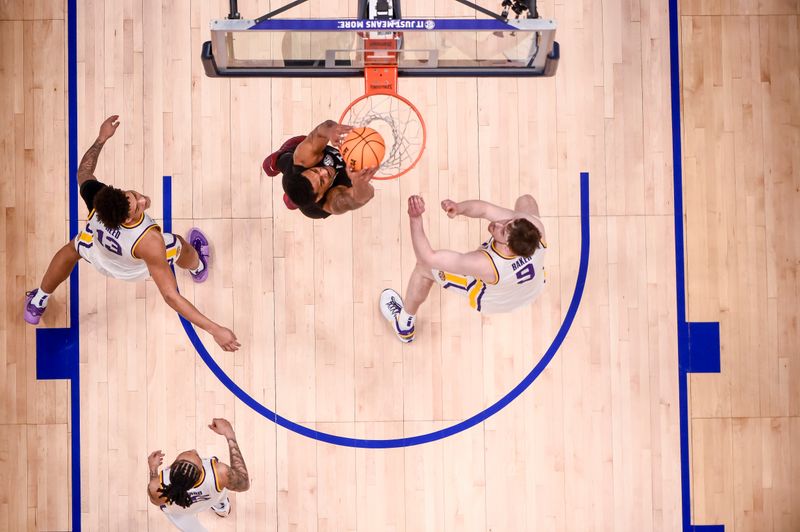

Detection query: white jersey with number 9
xmin=434 ymin=237 xmax=546 ymax=314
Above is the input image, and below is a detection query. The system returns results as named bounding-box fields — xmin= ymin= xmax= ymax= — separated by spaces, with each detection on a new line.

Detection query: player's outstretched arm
xmin=409 ymin=196 xmax=496 ymax=281
xmin=146 ymin=450 xmax=165 ymax=506
xmin=441 ymin=199 xmax=518 ymax=221
xmin=77 ymin=115 xmax=119 ymax=186
xmin=293 ymin=120 xmax=353 ymax=167
xmin=442 ymin=197 xmax=546 ymax=239
xmin=137 ymin=232 xmax=241 ymax=352
xmin=208 ymin=418 xmax=251 ymax=492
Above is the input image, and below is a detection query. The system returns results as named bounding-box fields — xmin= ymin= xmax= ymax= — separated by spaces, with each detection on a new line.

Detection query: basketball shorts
xmin=432 ymin=269 xmax=487 ymax=312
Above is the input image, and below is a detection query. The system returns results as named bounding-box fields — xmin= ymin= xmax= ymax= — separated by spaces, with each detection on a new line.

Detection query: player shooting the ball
xmin=262 ymin=120 xmax=379 ymax=219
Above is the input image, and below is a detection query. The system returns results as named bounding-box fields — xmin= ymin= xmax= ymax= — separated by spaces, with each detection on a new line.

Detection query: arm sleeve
xmin=79 ymin=180 xmax=106 ymax=211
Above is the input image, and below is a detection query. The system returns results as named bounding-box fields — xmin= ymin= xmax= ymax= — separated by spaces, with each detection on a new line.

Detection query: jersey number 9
xmin=515 ymin=263 xmax=536 ymax=284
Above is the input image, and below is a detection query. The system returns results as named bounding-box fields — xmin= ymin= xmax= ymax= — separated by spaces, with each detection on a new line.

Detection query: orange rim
xmin=339 ymin=89 xmax=427 ymax=181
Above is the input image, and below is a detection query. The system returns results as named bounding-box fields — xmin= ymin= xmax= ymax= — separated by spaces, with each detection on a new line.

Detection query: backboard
xmin=202 ymin=17 xmax=559 ymax=78
xmin=204 ymin=1 xmax=560 ymax=179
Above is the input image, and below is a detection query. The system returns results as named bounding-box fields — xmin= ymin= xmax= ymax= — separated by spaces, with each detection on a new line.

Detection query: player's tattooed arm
xmin=208 ymin=418 xmax=251 ymax=492
xmin=78 ymin=115 xmax=120 ymax=185
xmin=324 ymin=165 xmax=378 ymax=214
xmin=325 ymin=185 xmax=371 ymax=214
xmin=77 ymin=140 xmax=104 ymax=185
xmin=224 ymin=437 xmax=251 ymax=492
xmin=146 ymin=450 xmax=165 ymax=506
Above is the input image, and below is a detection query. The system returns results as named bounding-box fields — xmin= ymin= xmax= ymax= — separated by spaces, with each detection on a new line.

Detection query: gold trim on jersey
xmin=159 ymin=470 xmax=165 ymax=489
xmin=78 ymin=231 xmax=93 ymax=245
xmin=480 ymin=250 xmax=500 ymax=285
xmin=87 ymin=209 xmax=96 ymax=219
xmin=122 ymin=212 xmax=145 ymax=229
xmin=491 ymin=240 xmax=517 ymax=260
xmin=468 ymin=280 xmax=487 ymax=311
xmin=211 ymin=457 xmax=223 ymax=492
xmin=192 ymin=463 xmax=206 ymax=489
xmin=440 ymin=272 xmax=470 ymax=290
xmin=130 ymin=224 xmax=160 ymax=259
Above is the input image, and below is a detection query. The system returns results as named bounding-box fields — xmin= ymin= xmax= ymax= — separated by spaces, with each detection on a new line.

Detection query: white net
xmin=340 ymin=93 xmax=425 ymax=179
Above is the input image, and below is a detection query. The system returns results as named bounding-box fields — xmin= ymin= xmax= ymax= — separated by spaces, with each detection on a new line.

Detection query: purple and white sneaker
xmin=379 ymin=289 xmax=416 ymax=343
xmin=187 ymin=228 xmax=210 ymax=283
xmin=24 ymin=290 xmax=47 ymax=325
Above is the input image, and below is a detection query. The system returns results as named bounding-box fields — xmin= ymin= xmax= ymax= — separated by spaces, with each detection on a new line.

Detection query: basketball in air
xmin=339 ymin=127 xmax=385 ymax=170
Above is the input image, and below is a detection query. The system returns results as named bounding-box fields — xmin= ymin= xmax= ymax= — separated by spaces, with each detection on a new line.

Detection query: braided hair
xmin=158 ymin=460 xmax=201 ymax=508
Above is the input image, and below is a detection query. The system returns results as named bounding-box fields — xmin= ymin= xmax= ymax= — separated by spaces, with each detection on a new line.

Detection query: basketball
xmin=339 ymin=127 xmax=385 ymax=170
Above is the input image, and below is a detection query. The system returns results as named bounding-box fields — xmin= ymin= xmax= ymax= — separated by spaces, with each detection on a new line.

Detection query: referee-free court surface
xmin=1 ymin=0 xmax=798 ymax=530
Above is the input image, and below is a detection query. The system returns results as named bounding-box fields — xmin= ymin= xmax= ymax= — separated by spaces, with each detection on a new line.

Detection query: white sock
xmin=189 ymin=260 xmax=205 ymax=275
xmin=31 ymin=288 xmax=51 ymax=309
xmin=398 ymin=308 xmax=416 ymax=328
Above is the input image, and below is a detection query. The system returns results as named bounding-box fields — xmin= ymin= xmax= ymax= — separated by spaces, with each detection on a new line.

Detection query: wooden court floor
xmin=0 ymin=0 xmax=797 ymax=531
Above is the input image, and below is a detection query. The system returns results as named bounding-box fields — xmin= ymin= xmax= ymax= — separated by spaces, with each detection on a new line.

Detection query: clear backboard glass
xmin=204 ymin=18 xmax=558 ymax=77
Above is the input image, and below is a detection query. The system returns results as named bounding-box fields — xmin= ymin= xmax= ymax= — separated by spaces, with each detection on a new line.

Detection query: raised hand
xmin=208 ymin=418 xmax=235 ymax=439
xmin=440 ymin=199 xmax=459 ymax=218
xmin=408 ymin=195 xmax=426 ymax=218
xmin=148 ymin=450 xmax=164 ymax=471
xmin=330 ymin=123 xmax=354 ymax=148
xmin=213 ymin=326 xmax=241 ymax=352
xmin=98 ymin=115 xmax=120 ymax=143
xmin=346 ymin=165 xmax=378 ymax=186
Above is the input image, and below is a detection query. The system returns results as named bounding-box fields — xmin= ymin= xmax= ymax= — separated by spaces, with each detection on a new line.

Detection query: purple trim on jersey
xmin=442 ymin=281 xmax=469 ymax=291
xmin=474 ymin=282 xmax=487 ymax=312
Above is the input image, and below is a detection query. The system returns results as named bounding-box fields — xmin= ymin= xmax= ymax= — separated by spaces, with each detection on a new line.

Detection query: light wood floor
xmin=0 ymin=0 xmax=797 ymax=531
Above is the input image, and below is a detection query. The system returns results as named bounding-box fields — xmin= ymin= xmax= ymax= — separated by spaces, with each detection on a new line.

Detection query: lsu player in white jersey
xmin=380 ymin=194 xmax=546 ymax=343
xmin=23 ymin=115 xmax=240 ymax=352
xmin=147 ymin=418 xmax=250 ymax=532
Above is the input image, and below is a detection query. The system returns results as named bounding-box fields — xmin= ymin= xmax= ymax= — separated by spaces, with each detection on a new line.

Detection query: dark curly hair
xmin=93 ymin=185 xmax=130 ymax=231
xmin=507 ymin=218 xmax=542 ymax=257
xmin=158 ymin=460 xmax=200 ymax=508
xmin=281 ymin=170 xmax=316 ymax=208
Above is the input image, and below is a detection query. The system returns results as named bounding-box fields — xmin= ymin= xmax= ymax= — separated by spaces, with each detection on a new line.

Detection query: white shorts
xmin=431 ymin=268 xmax=544 ymax=314
xmin=74 ymin=232 xmax=181 ymax=281
xmin=431 ymin=268 xmax=481 ymax=310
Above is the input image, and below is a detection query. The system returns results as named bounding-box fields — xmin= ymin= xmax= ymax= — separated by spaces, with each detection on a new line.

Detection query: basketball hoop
xmin=339 ymin=37 xmax=426 ymax=180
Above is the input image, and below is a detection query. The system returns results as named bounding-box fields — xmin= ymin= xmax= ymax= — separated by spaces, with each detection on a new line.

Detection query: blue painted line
xmin=67 ymin=0 xmax=82 ymax=525
xmin=35 ymin=328 xmax=78 ymax=380
xmin=667 ymin=0 xmax=723 ymax=529
xmin=686 ymin=322 xmax=721 ymax=373
xmin=34 ymin=0 xmax=82 ymax=530
xmin=162 ymin=176 xmax=172 ymax=233
xmin=170 ymin=172 xmax=590 ymax=448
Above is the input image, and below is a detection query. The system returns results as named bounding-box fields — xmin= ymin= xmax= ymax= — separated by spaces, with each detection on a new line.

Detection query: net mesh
xmin=341 ymin=93 xmax=425 ymax=179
